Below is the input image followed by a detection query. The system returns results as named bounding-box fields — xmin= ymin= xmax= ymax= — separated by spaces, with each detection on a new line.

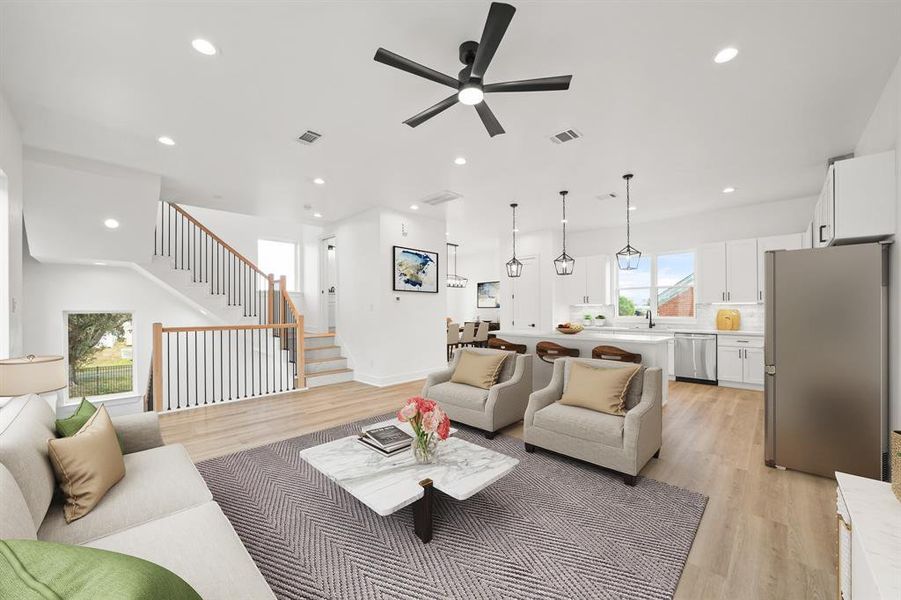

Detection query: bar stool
xmin=536 ymin=341 xmax=580 ymax=364
xmin=446 ymin=322 xmax=460 ymax=361
xmin=591 ymin=345 xmax=642 ymax=364
xmin=459 ymin=322 xmax=476 ymax=348
xmin=487 ymin=338 xmax=527 ymax=354
xmin=473 ymin=321 xmax=490 ymax=348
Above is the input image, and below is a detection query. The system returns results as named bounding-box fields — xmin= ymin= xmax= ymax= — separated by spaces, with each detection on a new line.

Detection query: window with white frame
xmin=66 ymin=312 xmax=135 ymax=399
xmin=257 ymin=239 xmax=298 ymax=291
xmin=616 ymin=251 xmax=695 ymax=319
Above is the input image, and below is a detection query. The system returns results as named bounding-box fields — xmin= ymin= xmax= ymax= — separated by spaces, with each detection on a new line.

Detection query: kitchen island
xmin=494 ymin=329 xmax=673 ymax=405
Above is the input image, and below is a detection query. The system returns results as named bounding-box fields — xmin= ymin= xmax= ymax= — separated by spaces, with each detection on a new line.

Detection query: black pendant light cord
xmin=512 ymin=204 xmax=517 ymax=257
xmin=561 ymin=191 xmax=568 ymax=253
xmin=625 ymin=176 xmax=631 ymax=246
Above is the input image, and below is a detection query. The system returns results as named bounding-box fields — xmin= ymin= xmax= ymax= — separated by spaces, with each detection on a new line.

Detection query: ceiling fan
xmin=373 ymin=2 xmax=572 ymax=137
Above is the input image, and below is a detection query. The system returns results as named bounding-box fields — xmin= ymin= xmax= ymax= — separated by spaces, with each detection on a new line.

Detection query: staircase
xmin=304 ymin=333 xmax=354 ymax=387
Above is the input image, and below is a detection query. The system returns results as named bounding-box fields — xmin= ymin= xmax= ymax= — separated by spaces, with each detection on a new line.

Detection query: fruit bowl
xmin=556 ymin=323 xmax=584 ymax=335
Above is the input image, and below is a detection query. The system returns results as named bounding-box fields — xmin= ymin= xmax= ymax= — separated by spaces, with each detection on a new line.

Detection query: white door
xmin=585 ymin=255 xmax=609 ymax=304
xmin=512 ymin=257 xmax=540 ymax=329
xmin=697 ymin=243 xmax=727 ymax=304
xmin=743 ymin=348 xmax=765 ymax=385
xmin=717 ymin=346 xmax=744 ymax=382
xmin=725 ymin=239 xmax=758 ymax=303
xmin=756 ymin=234 xmax=804 ymax=302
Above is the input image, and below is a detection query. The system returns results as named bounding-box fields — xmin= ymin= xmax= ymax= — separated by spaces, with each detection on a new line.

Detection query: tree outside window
xmin=67 ymin=313 xmax=135 ymax=398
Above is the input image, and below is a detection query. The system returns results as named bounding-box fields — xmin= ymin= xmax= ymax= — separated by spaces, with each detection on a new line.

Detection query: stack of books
xmin=358 ymin=425 xmax=413 ymax=456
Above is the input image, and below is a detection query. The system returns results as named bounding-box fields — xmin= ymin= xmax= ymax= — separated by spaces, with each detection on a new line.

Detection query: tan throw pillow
xmin=560 ymin=362 xmax=641 ymax=416
xmin=451 ymin=351 xmax=508 ymax=389
xmin=47 ymin=406 xmax=125 ymax=523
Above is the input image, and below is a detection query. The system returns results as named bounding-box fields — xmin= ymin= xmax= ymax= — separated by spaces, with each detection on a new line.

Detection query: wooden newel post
xmin=151 ymin=322 xmax=163 ymax=412
xmin=296 ymin=314 xmax=305 ymax=389
xmin=267 ymin=274 xmax=275 ymax=325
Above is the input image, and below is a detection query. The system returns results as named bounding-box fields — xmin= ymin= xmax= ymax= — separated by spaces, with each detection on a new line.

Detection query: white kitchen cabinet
xmin=725 ymin=239 xmax=758 ymax=303
xmin=718 ymin=336 xmax=765 ymax=388
xmin=697 ymin=243 xmax=727 ymax=304
xmin=561 ymin=255 xmax=609 ymax=305
xmin=742 ymin=348 xmax=765 ymax=385
xmin=756 ymin=233 xmax=805 ymax=302
xmin=814 ymin=151 xmax=896 ymax=247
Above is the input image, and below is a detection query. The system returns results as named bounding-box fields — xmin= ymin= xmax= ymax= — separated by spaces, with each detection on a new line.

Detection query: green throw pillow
xmin=55 ymin=398 xmax=97 ymax=437
xmin=0 ymin=539 xmax=202 ymax=600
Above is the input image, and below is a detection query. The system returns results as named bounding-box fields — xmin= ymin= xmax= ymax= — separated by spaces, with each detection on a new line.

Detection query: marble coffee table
xmin=299 ymin=419 xmax=518 ymax=543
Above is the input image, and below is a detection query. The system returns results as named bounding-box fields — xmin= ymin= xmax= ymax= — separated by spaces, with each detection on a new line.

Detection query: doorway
xmin=319 ymin=236 xmax=337 ymax=333
xmin=511 ymin=256 xmax=540 ymax=329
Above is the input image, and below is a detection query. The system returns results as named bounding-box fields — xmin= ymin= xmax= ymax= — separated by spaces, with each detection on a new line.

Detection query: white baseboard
xmin=353 ymin=367 xmax=437 ymax=388
xmin=717 ymin=380 xmax=764 ymax=391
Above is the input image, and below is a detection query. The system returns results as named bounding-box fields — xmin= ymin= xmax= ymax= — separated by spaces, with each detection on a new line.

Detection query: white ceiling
xmin=2 ymin=1 xmax=900 ymax=249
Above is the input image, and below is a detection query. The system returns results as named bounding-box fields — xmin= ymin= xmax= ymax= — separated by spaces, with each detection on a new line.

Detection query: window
xmin=616 ymin=251 xmax=695 ymax=319
xmin=67 ymin=313 xmax=135 ymax=398
xmin=257 ymin=239 xmax=298 ymax=291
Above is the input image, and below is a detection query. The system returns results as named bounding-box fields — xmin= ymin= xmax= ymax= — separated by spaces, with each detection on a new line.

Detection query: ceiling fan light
xmin=458 ymin=85 xmax=484 ymax=106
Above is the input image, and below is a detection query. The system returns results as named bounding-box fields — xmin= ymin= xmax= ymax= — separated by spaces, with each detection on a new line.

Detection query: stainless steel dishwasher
xmin=674 ymin=333 xmax=717 ymax=384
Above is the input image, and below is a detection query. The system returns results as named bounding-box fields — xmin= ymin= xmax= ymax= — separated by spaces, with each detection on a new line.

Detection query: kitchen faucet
xmin=646 ymin=310 xmax=656 ymax=329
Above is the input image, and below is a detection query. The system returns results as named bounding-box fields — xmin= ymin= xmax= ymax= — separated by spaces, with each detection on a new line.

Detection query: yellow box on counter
xmin=716 ymin=309 xmax=741 ymax=330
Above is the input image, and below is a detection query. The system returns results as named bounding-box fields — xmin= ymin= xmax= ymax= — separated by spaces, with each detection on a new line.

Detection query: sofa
xmin=523 ymin=358 xmax=663 ymax=485
xmin=0 ymin=394 xmax=274 ymax=599
xmin=422 ymin=348 xmax=532 ymax=438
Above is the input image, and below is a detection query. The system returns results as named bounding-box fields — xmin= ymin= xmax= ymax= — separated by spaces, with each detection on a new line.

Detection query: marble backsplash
xmin=568 ymin=303 xmax=764 ymax=332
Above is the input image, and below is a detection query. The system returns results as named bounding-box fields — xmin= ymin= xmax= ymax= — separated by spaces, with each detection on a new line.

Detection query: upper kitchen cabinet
xmin=757 ymin=233 xmax=805 ymax=302
xmin=561 ymin=255 xmax=610 ymax=305
xmin=814 ymin=151 xmax=896 ymax=247
xmin=698 ymin=240 xmax=759 ymax=303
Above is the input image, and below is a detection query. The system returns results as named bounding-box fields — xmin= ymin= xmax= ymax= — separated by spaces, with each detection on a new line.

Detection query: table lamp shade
xmin=0 ymin=355 xmax=67 ymax=396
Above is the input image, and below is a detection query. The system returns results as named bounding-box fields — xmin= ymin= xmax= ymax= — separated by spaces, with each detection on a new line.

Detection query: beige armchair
xmin=523 ymin=357 xmax=662 ymax=485
xmin=422 ymin=348 xmax=532 ymax=438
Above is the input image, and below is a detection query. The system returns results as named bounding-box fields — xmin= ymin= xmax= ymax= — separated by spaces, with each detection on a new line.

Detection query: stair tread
xmin=305 ymin=356 xmax=346 ymax=364
xmin=304 ymin=332 xmax=336 ymax=339
xmin=305 ymin=345 xmax=341 ymax=351
xmin=306 ymin=368 xmax=353 ymax=377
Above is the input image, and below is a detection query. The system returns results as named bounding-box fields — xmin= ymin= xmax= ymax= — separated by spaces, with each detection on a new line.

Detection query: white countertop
xmin=835 ymin=472 xmax=901 ymax=599
xmin=583 ymin=325 xmax=764 ymax=337
xmin=495 ymin=329 xmax=673 ymax=344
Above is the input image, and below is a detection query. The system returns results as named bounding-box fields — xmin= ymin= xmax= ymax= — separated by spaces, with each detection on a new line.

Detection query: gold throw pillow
xmin=47 ymin=406 xmax=125 ymax=523
xmin=560 ymin=362 xmax=641 ymax=416
xmin=451 ymin=351 xmax=508 ymax=389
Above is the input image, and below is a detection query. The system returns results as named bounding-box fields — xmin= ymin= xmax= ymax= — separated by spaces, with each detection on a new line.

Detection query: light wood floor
xmin=160 ymin=379 xmax=836 ymax=600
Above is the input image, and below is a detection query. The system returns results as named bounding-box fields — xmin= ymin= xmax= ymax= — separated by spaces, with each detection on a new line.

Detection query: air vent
xmin=550 ymin=128 xmax=582 ymax=144
xmin=297 ymin=130 xmax=322 ymax=145
xmin=421 ymin=190 xmax=463 ymax=206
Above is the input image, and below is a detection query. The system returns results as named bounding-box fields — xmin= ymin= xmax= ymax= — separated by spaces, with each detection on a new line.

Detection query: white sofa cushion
xmin=533 ymin=402 xmax=624 ymax=448
xmin=38 ymin=443 xmax=212 ymax=545
xmin=0 ymin=462 xmax=37 ymax=539
xmin=87 ymin=501 xmax=276 ymax=600
xmin=0 ymin=394 xmax=57 ymax=529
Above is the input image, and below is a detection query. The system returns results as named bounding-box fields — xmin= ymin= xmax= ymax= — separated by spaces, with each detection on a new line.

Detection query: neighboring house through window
xmin=616 ymin=251 xmax=695 ymax=319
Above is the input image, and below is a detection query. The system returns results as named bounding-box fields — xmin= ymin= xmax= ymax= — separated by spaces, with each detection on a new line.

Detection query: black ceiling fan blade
xmin=403 ymin=94 xmax=459 ymax=128
xmin=475 ymin=101 xmax=505 ymax=137
xmin=470 ymin=3 xmax=516 ymax=80
xmin=484 ymin=75 xmax=572 ymax=93
xmin=373 ymin=48 xmax=459 ymax=89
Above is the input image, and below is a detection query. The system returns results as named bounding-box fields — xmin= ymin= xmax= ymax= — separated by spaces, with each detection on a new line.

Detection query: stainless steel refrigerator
xmin=764 ymin=243 xmax=888 ymax=480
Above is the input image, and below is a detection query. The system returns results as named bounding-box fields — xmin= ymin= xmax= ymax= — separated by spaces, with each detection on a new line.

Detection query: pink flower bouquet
xmin=397 ymin=396 xmax=451 ymax=463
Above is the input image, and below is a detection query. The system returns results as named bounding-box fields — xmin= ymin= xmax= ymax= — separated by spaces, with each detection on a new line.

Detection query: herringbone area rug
xmin=197 ymin=414 xmax=707 ymax=600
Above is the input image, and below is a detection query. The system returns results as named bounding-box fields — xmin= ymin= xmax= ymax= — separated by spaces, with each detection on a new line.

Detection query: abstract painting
xmin=477 ymin=281 xmax=501 ymax=308
xmin=393 ymin=246 xmax=439 ymax=293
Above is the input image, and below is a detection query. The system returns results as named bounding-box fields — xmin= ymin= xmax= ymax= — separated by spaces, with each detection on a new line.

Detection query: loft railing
xmin=154 ymin=201 xmax=278 ymax=325
xmin=149 ymin=202 xmax=307 ymax=411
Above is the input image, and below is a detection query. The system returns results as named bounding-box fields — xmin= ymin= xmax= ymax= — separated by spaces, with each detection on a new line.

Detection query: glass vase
xmin=412 ymin=434 xmax=439 ymax=464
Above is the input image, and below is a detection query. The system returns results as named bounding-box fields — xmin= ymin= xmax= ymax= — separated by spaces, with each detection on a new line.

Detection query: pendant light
xmin=553 ymin=190 xmax=575 ymax=276
xmin=506 ymin=203 xmax=523 ymax=278
xmin=446 ymin=243 xmax=468 ymax=288
xmin=616 ymin=173 xmax=641 ymax=270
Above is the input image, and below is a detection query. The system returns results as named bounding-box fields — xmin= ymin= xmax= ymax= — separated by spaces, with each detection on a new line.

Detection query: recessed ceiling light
xmin=722 ymin=186 xmax=736 ymax=193
xmin=454 ymin=157 xmax=467 ymax=166
xmin=93 ymin=262 xmax=107 ymax=266
xmin=103 ymin=218 xmax=120 ymax=229
xmin=191 ymin=39 xmax=217 ymax=56
xmin=157 ymin=136 xmax=175 ymax=146
xmin=313 ymin=212 xmax=323 ymax=218
xmin=410 ymin=204 xmax=419 ymax=210
xmin=313 ymin=177 xmax=325 ymax=185
xmin=445 ymin=231 xmax=450 ymax=236
xmin=714 ymin=47 xmax=739 ymax=64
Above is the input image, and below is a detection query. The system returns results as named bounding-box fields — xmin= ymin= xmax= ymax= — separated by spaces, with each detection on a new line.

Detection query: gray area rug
xmin=197 ymin=414 xmax=707 ymax=600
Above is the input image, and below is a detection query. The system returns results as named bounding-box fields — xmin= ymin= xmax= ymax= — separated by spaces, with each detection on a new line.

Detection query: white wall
xmin=0 ymin=92 xmax=24 ymax=357
xmin=24 ymin=149 xmax=160 ymax=265
xmin=856 ymin=56 xmax=901 ymax=432
xmin=327 ymin=208 xmax=446 ymax=386
xmin=23 ymin=257 xmax=215 ymax=410
xmin=446 ymin=242 xmax=501 ymax=325
xmin=181 ymin=204 xmax=324 ymax=331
